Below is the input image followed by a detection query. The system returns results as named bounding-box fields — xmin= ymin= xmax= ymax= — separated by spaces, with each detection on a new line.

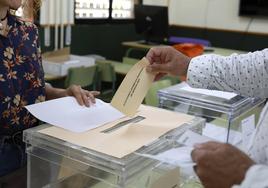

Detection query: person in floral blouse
xmin=0 ymin=0 xmax=99 ymax=184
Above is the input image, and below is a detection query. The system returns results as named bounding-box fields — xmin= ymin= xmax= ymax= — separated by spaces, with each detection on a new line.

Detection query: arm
xmin=232 ymin=165 xmax=268 ymax=188
xmin=146 ymin=47 xmax=268 ymax=98
xmin=187 ymin=49 xmax=268 ymax=98
xmin=33 ymin=25 xmax=100 ymax=106
xmin=45 ymin=83 xmax=68 ymax=100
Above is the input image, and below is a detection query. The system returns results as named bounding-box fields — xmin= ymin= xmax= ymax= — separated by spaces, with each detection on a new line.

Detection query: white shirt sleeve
xmin=232 ymin=165 xmax=268 ymax=188
xmin=186 ymin=49 xmax=268 ymax=99
xmin=186 ymin=49 xmax=268 ymax=187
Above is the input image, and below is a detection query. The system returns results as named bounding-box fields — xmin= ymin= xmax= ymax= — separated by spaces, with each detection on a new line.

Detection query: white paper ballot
xmin=203 ymin=123 xmax=242 ymax=145
xmin=137 ymin=147 xmax=195 ymax=168
xmin=241 ymin=115 xmax=255 ymax=149
xmin=25 ymin=97 xmax=125 ymax=133
xmin=181 ymin=84 xmax=237 ymax=100
xmin=177 ymin=130 xmax=214 ymax=147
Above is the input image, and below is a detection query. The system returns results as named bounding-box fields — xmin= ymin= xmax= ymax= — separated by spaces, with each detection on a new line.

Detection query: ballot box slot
xmin=101 ymin=116 xmax=146 ymax=133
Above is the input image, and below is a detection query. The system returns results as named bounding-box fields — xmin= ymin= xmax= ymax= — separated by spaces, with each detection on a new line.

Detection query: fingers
xmin=90 ymin=91 xmax=100 ymax=96
xmin=67 ymin=85 xmax=100 ymax=107
xmin=154 ymin=73 xmax=167 ymax=81
xmin=146 ymin=47 xmax=176 ymax=76
xmin=82 ymin=91 xmax=91 ymax=107
xmin=86 ymin=91 xmax=95 ymax=105
xmin=72 ymin=86 xmax=84 ymax=106
xmin=146 ymin=63 xmax=171 ymax=74
xmin=146 ymin=65 xmax=168 ymax=81
xmin=194 ymin=141 xmax=223 ymax=150
xmin=147 ymin=48 xmax=167 ymax=76
xmin=146 ymin=46 xmax=172 ymax=64
xmin=191 ymin=148 xmax=208 ymax=163
xmin=191 ymin=141 xmax=222 ymax=163
xmin=146 ymin=47 xmax=162 ymax=64
xmin=82 ymin=90 xmax=100 ymax=107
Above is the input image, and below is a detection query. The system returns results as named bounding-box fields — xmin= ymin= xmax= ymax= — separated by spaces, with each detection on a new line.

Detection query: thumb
xmin=154 ymin=73 xmax=167 ymax=81
xmin=147 ymin=63 xmax=171 ymax=74
xmin=90 ymin=91 xmax=100 ymax=96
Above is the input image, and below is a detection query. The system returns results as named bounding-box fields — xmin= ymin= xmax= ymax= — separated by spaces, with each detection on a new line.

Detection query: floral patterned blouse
xmin=0 ymin=14 xmax=45 ymax=135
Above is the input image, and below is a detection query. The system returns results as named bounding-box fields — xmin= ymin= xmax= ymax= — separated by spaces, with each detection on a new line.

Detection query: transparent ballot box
xmin=158 ymin=82 xmax=266 ymax=148
xmin=23 ymin=114 xmax=205 ymax=188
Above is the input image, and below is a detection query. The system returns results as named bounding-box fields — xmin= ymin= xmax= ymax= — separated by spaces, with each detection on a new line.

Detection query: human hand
xmin=65 ymin=85 xmax=100 ymax=107
xmin=146 ymin=46 xmax=191 ymax=81
xmin=191 ymin=141 xmax=255 ymax=188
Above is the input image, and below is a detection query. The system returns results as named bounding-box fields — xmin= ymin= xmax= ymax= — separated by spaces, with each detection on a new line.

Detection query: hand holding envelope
xmin=25 ymin=57 xmax=154 ymax=133
xmin=26 ymin=56 xmax=196 ymax=159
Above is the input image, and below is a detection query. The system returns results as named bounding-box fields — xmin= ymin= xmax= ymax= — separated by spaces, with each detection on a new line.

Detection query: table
xmin=44 ymin=74 xmax=65 ymax=81
xmin=122 ymin=41 xmax=247 ymax=56
xmin=44 ymin=61 xmax=133 ymax=82
xmin=111 ymin=61 xmax=132 ymax=75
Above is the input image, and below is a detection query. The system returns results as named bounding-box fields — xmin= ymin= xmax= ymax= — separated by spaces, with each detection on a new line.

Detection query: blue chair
xmin=169 ymin=36 xmax=211 ymax=47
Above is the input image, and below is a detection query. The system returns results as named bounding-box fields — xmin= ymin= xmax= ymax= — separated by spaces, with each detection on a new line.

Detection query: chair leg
xmin=97 ymin=80 xmax=102 ymax=91
xmin=112 ymin=81 xmax=116 ymax=94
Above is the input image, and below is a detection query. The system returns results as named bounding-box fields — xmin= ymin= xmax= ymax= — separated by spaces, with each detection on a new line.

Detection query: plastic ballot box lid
xmin=158 ymin=82 xmax=264 ymax=118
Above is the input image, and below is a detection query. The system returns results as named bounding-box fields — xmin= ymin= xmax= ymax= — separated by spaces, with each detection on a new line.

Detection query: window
xmin=112 ymin=0 xmax=134 ymax=19
xmin=75 ymin=0 xmax=140 ymax=23
xmin=75 ymin=0 xmax=109 ymax=19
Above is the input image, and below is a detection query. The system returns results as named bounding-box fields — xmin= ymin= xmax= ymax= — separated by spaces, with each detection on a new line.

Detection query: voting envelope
xmin=111 ymin=57 xmax=154 ymax=117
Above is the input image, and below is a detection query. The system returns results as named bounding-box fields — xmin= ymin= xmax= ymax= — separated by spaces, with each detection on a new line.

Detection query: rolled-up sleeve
xmin=232 ymin=165 xmax=268 ymax=188
xmin=187 ymin=49 xmax=268 ymax=99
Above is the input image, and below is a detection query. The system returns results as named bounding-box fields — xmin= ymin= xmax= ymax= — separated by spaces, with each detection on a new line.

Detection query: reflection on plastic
xmin=136 ymin=147 xmax=196 ymax=168
xmin=177 ymin=130 xmax=213 ymax=147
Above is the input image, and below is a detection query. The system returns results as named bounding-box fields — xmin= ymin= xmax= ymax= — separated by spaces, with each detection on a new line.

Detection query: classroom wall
xmin=141 ymin=0 xmax=268 ymax=51
xmin=39 ymin=0 xmax=268 ymax=61
xmin=168 ymin=26 xmax=268 ymax=51
xmin=39 ymin=23 xmax=268 ymax=60
xmin=70 ymin=24 xmax=142 ymax=60
xmin=144 ymin=0 xmax=268 ymax=34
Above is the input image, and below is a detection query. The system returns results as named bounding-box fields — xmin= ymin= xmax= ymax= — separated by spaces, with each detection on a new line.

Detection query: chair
xmin=125 ymin=47 xmax=148 ymax=59
xmin=122 ymin=57 xmax=139 ymax=65
xmin=145 ymin=79 xmax=172 ymax=107
xmin=95 ymin=60 xmax=116 ymax=95
xmin=64 ymin=65 xmax=97 ymax=90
